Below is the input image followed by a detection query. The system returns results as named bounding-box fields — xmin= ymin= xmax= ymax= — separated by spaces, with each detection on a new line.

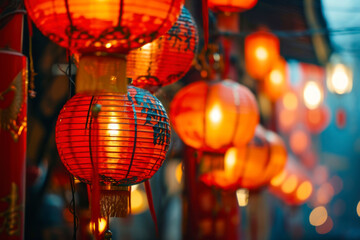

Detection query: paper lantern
xmin=289 ymin=127 xmax=310 ymax=155
xmin=263 ymin=57 xmax=288 ymax=101
xmin=245 ymin=31 xmax=280 ymax=80
xmin=170 ymin=80 xmax=259 ymax=151
xmin=56 ymin=86 xmax=171 ymax=216
xmin=25 ymin=0 xmax=184 ymax=54
xmin=127 ymin=7 xmax=198 ymax=92
xmin=199 ymin=126 xmax=287 ymax=190
xmin=304 ymin=105 xmax=330 ymax=134
xmin=208 ymin=0 xmax=258 ymax=12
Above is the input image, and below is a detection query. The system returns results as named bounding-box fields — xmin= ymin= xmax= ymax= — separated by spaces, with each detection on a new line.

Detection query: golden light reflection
xmin=89 ymin=218 xmax=107 ymax=234
xmin=236 ymin=188 xmax=249 ymax=207
xmin=271 ymin=171 xmax=287 ymax=187
xmin=255 ymin=46 xmax=268 ymax=60
xmin=309 ymin=206 xmax=328 ymax=226
xmin=131 ymin=189 xmax=148 ymax=215
xmin=296 ymin=181 xmax=312 ymax=201
xmin=303 ymin=81 xmax=323 ymax=109
xmin=224 ymin=147 xmax=237 ymax=172
xmin=175 ymin=162 xmax=183 ymax=184
xmin=283 ymin=92 xmax=298 ymax=111
xmin=281 ymin=174 xmax=298 ymax=193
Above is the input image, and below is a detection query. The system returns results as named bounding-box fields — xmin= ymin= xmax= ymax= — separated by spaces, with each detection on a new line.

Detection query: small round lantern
xmin=56 ymin=86 xmax=171 ymax=217
xmin=170 ymin=80 xmax=259 ymax=151
xmin=208 ymin=0 xmax=258 ymax=12
xmin=127 ymin=7 xmax=198 ymax=92
xmin=263 ymin=57 xmax=288 ymax=101
xmin=25 ymin=0 xmax=184 ymax=54
xmin=245 ymin=30 xmax=280 ymax=80
xmin=199 ymin=126 xmax=287 ymax=190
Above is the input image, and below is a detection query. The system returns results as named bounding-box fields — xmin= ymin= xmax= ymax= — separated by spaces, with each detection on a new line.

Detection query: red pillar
xmin=0 ymin=4 xmax=27 ymax=239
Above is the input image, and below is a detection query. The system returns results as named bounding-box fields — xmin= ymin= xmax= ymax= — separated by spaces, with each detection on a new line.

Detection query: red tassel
xmin=202 ymin=0 xmax=209 ymax=50
xmin=144 ymin=180 xmax=159 ymax=237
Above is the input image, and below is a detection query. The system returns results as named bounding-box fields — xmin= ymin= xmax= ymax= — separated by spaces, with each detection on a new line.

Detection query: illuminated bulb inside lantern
xmin=269 ymin=69 xmax=283 ymax=85
xmin=329 ymin=64 xmax=352 ymax=94
xmin=283 ymin=92 xmax=298 ymax=111
xmin=296 ymin=181 xmax=313 ymax=201
xmin=108 ymin=123 xmax=120 ymax=137
xmin=236 ymin=188 xmax=249 ymax=207
xmin=105 ymin=42 xmax=112 ymax=48
xmin=209 ymin=105 xmax=222 ymax=124
xmin=89 ymin=218 xmax=107 ymax=233
xmin=224 ymin=147 xmax=237 ymax=172
xmin=303 ymin=81 xmax=322 ymax=109
xmin=309 ymin=206 xmax=328 ymax=226
xmin=141 ymin=43 xmax=152 ymax=51
xmin=175 ymin=162 xmax=183 ymax=183
xmin=281 ymin=174 xmax=298 ymax=193
xmin=255 ymin=46 xmax=268 ymax=61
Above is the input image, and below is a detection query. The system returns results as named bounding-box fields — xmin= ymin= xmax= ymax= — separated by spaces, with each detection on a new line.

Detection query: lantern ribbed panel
xmin=25 ymin=0 xmax=184 ymax=53
xmin=127 ymin=7 xmax=198 ymax=91
xmin=55 ymin=87 xmax=171 ymax=186
xmin=208 ymin=0 xmax=258 ymax=12
xmin=170 ymin=80 xmax=259 ymax=152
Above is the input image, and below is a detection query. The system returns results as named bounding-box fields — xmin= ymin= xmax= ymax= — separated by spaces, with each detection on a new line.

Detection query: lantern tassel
xmin=144 ymin=180 xmax=159 ymax=237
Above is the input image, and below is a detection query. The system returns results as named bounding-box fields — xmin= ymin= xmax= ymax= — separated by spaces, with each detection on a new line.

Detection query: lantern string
xmin=144 ymin=180 xmax=159 ymax=237
xmin=202 ymin=0 xmax=209 ymax=50
xmin=69 ymin=174 xmax=79 ymax=240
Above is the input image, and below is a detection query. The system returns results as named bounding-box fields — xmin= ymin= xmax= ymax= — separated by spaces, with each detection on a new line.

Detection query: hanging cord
xmin=69 ymin=175 xmax=79 ymax=240
xmin=66 ymin=50 xmax=74 ymax=99
xmin=202 ymin=0 xmax=209 ymax=51
xmin=144 ymin=180 xmax=159 ymax=237
xmin=27 ymin=15 xmax=37 ymax=98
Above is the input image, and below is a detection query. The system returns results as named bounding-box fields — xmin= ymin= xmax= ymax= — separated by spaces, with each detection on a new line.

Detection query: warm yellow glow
xmin=141 ymin=43 xmax=153 ymax=51
xmin=281 ymin=174 xmax=298 ymax=193
xmin=209 ymin=105 xmax=222 ymax=124
xmin=105 ymin=42 xmax=112 ymax=48
xmin=255 ymin=46 xmax=268 ymax=61
xmin=309 ymin=206 xmax=328 ymax=226
xmin=175 ymin=162 xmax=183 ymax=184
xmin=303 ymin=81 xmax=323 ymax=109
xmin=89 ymin=218 xmax=107 ymax=234
xmin=271 ymin=171 xmax=287 ymax=187
xmin=296 ymin=181 xmax=313 ymax=201
xmin=131 ymin=189 xmax=148 ymax=215
xmin=328 ymin=64 xmax=353 ymax=94
xmin=108 ymin=123 xmax=120 ymax=137
xmin=224 ymin=147 xmax=237 ymax=172
xmin=283 ymin=92 xmax=298 ymax=111
xmin=269 ymin=69 xmax=283 ymax=85
xmin=356 ymin=201 xmax=360 ymax=217
xmin=236 ymin=188 xmax=249 ymax=207
xmin=131 ymin=184 xmax=139 ymax=192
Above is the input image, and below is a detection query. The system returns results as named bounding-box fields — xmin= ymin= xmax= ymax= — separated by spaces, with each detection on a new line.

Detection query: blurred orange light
xmin=309 ymin=206 xmax=328 ymax=226
xmin=281 ymin=174 xmax=298 ymax=193
xmin=175 ymin=162 xmax=183 ymax=184
xmin=131 ymin=189 xmax=148 ymax=215
xmin=296 ymin=181 xmax=313 ymax=201
xmin=283 ymin=92 xmax=298 ymax=111
xmin=271 ymin=171 xmax=287 ymax=187
xmin=89 ymin=218 xmax=107 ymax=234
xmin=289 ymin=130 xmax=309 ymax=154
xmin=255 ymin=46 xmax=268 ymax=61
xmin=316 ymin=183 xmax=334 ymax=205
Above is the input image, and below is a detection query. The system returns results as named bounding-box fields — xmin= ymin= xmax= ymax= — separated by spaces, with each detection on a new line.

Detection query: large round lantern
xmin=208 ymin=0 xmax=258 ymax=12
xmin=127 ymin=7 xmax=198 ymax=92
xmin=199 ymin=126 xmax=287 ymax=190
xmin=56 ymin=86 xmax=171 ymax=216
xmin=170 ymin=80 xmax=259 ymax=151
xmin=25 ymin=0 xmax=184 ymax=54
xmin=245 ymin=31 xmax=280 ymax=80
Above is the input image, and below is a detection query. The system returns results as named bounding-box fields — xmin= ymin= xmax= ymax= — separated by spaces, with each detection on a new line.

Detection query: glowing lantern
xmin=270 ymin=157 xmax=313 ymax=205
xmin=127 ymin=7 xmax=198 ymax=92
xmin=277 ymin=91 xmax=299 ymax=133
xmin=304 ymin=105 xmax=330 ymax=134
xmin=56 ymin=86 xmax=171 ymax=217
xmin=303 ymin=81 xmax=323 ymax=110
xmin=208 ymin=0 xmax=258 ymax=12
xmin=25 ymin=0 xmax=184 ymax=54
xmin=327 ymin=62 xmax=353 ymax=95
xmin=199 ymin=126 xmax=287 ymax=190
xmin=245 ymin=31 xmax=280 ymax=80
xmin=263 ymin=57 xmax=288 ymax=101
xmin=170 ymin=80 xmax=259 ymax=151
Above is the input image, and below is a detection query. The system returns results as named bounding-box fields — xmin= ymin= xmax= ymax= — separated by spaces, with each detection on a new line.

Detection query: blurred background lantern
xmin=326 ymin=62 xmax=353 ymax=95
xmin=245 ymin=30 xmax=280 ymax=80
xmin=304 ymin=105 xmax=331 ymax=134
xmin=199 ymin=126 xmax=287 ymax=190
xmin=303 ymin=81 xmax=324 ymax=110
xmin=170 ymin=80 xmax=259 ymax=151
xmin=263 ymin=57 xmax=288 ymax=101
xmin=25 ymin=0 xmax=184 ymax=54
xmin=277 ymin=90 xmax=299 ymax=133
xmin=289 ymin=127 xmax=311 ymax=155
xmin=270 ymin=156 xmax=313 ymax=205
xmin=127 ymin=7 xmax=198 ymax=92
xmin=56 ymin=86 xmax=171 ymax=217
xmin=208 ymin=0 xmax=258 ymax=12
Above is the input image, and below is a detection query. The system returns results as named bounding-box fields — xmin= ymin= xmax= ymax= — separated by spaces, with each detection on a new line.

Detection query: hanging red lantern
xmin=304 ymin=105 xmax=330 ymax=134
xmin=263 ymin=57 xmax=288 ymax=101
xmin=56 ymin=86 xmax=171 ymax=217
xmin=170 ymin=80 xmax=259 ymax=151
xmin=127 ymin=7 xmax=198 ymax=92
xmin=245 ymin=30 xmax=280 ymax=80
xmin=208 ymin=0 xmax=258 ymax=12
xmin=25 ymin=0 xmax=184 ymax=54
xmin=199 ymin=126 xmax=287 ymax=190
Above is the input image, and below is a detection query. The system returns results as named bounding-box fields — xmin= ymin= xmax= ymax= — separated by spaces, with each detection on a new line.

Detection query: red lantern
xmin=127 ymin=7 xmax=198 ymax=92
xmin=263 ymin=57 xmax=288 ymax=101
xmin=170 ymin=80 xmax=259 ymax=151
xmin=208 ymin=0 xmax=258 ymax=12
xmin=245 ymin=31 xmax=280 ymax=80
xmin=25 ymin=0 xmax=184 ymax=54
xmin=56 ymin=86 xmax=171 ymax=216
xmin=199 ymin=126 xmax=287 ymax=190
xmin=304 ymin=105 xmax=330 ymax=134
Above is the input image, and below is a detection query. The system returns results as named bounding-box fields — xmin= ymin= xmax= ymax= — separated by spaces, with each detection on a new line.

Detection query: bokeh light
xmin=281 ymin=174 xmax=298 ymax=193
xmin=89 ymin=218 xmax=107 ymax=234
xmin=315 ymin=217 xmax=333 ymax=234
xmin=236 ymin=188 xmax=249 ymax=207
xmin=131 ymin=188 xmax=148 ymax=215
xmin=327 ymin=63 xmax=353 ymax=95
xmin=289 ymin=129 xmax=310 ymax=154
xmin=309 ymin=206 xmax=328 ymax=226
xmin=296 ymin=181 xmax=313 ymax=201
xmin=303 ymin=81 xmax=323 ymax=109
